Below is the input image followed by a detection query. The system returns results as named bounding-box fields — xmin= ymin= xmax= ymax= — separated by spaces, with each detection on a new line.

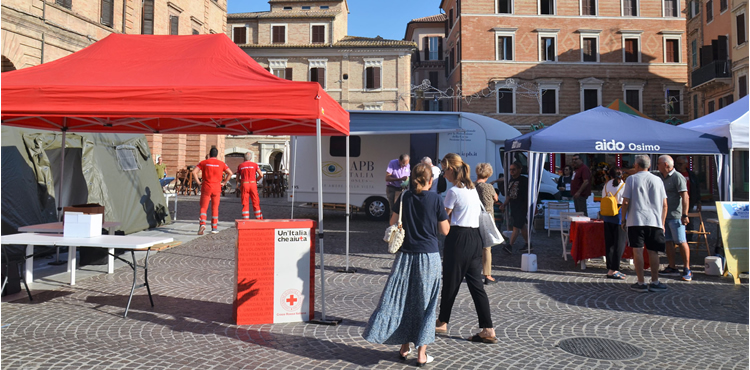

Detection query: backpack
xmin=437 ymin=174 xmax=447 ymax=193
xmin=600 ymin=182 xmax=624 ymax=217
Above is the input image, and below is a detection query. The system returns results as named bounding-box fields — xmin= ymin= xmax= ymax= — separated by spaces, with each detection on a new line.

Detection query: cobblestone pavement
xmin=2 ymin=195 xmax=748 ymax=369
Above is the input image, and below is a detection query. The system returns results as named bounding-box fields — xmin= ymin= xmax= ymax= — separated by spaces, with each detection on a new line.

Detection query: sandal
xmin=435 ymin=327 xmax=447 ymax=335
xmin=468 ymin=334 xmax=498 ymax=344
xmin=606 ymin=271 xmax=626 ymax=280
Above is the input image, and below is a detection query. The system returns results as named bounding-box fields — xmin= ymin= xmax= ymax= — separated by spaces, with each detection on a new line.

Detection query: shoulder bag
xmin=477 ymin=193 xmax=503 ymax=248
xmin=383 ymin=191 xmax=406 ymax=253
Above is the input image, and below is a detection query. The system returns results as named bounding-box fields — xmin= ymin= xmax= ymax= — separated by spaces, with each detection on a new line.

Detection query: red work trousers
xmin=199 ymin=185 xmax=222 ymax=231
xmin=240 ymin=182 xmax=263 ymax=219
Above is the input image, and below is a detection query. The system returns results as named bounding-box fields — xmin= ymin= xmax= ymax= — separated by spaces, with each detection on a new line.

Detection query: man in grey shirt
xmin=654 ymin=155 xmax=692 ymax=281
xmin=621 ymin=155 xmax=668 ymax=292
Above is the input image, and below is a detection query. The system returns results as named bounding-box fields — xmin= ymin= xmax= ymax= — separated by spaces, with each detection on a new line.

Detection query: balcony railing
xmin=692 ymin=60 xmax=732 ymax=88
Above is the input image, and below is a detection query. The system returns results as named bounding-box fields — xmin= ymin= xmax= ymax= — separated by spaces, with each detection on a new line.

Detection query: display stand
xmin=234 ymin=219 xmax=316 ymax=325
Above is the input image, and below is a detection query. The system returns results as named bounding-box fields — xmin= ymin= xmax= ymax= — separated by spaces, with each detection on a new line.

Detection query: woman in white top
xmin=602 ymin=167 xmax=627 ymax=280
xmin=435 ymin=153 xmax=497 ymax=344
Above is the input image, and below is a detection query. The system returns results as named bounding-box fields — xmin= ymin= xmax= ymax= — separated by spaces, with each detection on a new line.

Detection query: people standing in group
xmin=557 ymin=165 xmax=573 ymax=200
xmin=475 ymin=162 xmax=499 ymax=284
xmin=236 ymin=153 xmax=263 ymax=220
xmin=620 ymin=155 xmax=668 ymax=292
xmin=435 ymin=153 xmax=497 ymax=344
xmin=421 ymin=157 xmax=441 ymax=193
xmin=498 ymin=161 xmax=530 ymax=255
xmin=654 ymin=155 xmax=693 ymax=281
xmin=570 ymin=154 xmax=592 ymax=216
xmin=363 ymin=163 xmax=449 ymax=367
xmin=675 ymin=156 xmax=701 ymax=241
xmin=601 ymin=167 xmax=627 ymax=280
xmin=386 ymin=154 xmax=411 ymax=218
xmin=192 ymin=147 xmax=232 ymax=235
xmin=155 ymin=156 xmax=175 ymax=192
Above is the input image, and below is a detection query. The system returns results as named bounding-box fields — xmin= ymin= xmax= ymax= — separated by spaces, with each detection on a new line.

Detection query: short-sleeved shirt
xmin=197 ymin=158 xmax=229 ymax=190
xmin=622 ymin=171 xmax=667 ymax=228
xmin=571 ymin=164 xmax=592 ymax=197
xmin=155 ymin=163 xmax=167 ymax=178
xmin=444 ymin=186 xmax=482 ymax=228
xmin=507 ymin=175 xmax=528 ymax=213
xmin=428 ymin=165 xmax=441 ymax=193
xmin=237 ymin=161 xmax=259 ymax=183
xmin=394 ymin=191 xmax=448 ymax=253
xmin=475 ymin=182 xmax=496 ymax=213
xmin=601 ymin=179 xmax=626 ymax=225
xmin=652 ymin=169 xmax=688 ymax=219
xmin=386 ymin=159 xmax=410 ymax=188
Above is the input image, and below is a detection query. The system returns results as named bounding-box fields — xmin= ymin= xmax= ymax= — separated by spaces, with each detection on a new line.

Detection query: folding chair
xmin=559 ymin=211 xmax=584 ymax=261
xmin=685 ymin=211 xmax=711 ymax=256
xmin=547 ymin=202 xmax=571 ymax=237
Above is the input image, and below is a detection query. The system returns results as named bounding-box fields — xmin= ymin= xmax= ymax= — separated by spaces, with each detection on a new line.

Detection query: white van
xmin=290 ymin=111 xmax=560 ymax=220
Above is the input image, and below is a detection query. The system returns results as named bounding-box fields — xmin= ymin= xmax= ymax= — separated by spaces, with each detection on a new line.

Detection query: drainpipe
xmin=122 ymin=0 xmax=127 ymax=33
xmin=41 ymin=1 xmax=46 ymax=63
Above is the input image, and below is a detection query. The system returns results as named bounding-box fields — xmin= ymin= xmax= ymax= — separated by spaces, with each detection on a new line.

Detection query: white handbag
xmin=383 ymin=191 xmax=406 ymax=254
xmin=478 ymin=197 xmax=503 ymax=248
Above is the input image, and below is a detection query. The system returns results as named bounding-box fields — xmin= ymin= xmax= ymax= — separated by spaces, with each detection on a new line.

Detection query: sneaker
xmin=502 ymin=244 xmax=512 ymax=254
xmin=630 ymin=283 xmax=649 ymax=293
xmin=648 ymin=281 xmax=668 ymax=292
xmin=211 ymin=230 xmax=219 ymax=234
xmin=682 ymin=269 xmax=693 ymax=281
xmin=659 ymin=266 xmax=680 ymax=275
xmin=197 ymin=225 xmax=205 ymax=235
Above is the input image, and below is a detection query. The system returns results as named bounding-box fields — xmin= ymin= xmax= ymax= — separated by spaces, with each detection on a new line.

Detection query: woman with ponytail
xmin=363 ymin=163 xmax=450 ymax=366
xmin=602 ymin=167 xmax=627 ymax=280
xmin=435 ymin=153 xmax=497 ymax=344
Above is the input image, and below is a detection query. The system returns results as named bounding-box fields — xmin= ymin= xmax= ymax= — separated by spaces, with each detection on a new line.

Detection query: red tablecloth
xmin=570 ymin=220 xmax=650 ymax=268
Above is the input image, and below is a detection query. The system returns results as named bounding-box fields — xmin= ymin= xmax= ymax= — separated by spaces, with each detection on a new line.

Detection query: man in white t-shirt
xmin=621 ymin=155 xmax=668 ymax=293
xmin=422 ymin=157 xmax=441 ymax=193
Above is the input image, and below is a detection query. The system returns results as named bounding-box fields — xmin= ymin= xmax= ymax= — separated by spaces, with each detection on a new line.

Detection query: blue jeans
xmin=159 ymin=177 xmax=175 ymax=188
xmin=664 ymin=218 xmax=687 ymax=244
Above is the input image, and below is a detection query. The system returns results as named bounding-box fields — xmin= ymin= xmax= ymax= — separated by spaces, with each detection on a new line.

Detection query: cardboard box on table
xmin=63 ymin=213 xmax=103 ymax=238
xmin=63 ymin=203 xmax=107 ymax=265
xmin=62 ymin=203 xmax=105 ymax=223
xmin=233 ymin=219 xmax=316 ymax=325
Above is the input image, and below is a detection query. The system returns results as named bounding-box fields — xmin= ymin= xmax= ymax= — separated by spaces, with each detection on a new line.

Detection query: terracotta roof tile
xmin=235 ymin=36 xmax=416 ymax=49
xmin=228 ymin=11 xmax=338 ymax=19
xmin=410 ymin=14 xmax=447 ymax=23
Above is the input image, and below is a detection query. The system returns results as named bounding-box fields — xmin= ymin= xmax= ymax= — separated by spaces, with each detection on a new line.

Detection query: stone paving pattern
xmin=2 ymin=195 xmax=748 ymax=369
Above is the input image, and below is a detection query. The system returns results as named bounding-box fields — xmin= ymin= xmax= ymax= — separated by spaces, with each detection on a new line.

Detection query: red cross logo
xmin=286 ymin=295 xmax=298 ymax=306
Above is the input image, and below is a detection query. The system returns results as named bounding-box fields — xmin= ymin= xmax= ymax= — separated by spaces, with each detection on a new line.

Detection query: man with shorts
xmin=621 ymin=155 xmax=668 ymax=292
xmin=655 ymin=155 xmax=692 ymax=281
xmin=499 ymin=161 xmax=529 ymax=254
xmin=192 ymin=147 xmax=232 ymax=235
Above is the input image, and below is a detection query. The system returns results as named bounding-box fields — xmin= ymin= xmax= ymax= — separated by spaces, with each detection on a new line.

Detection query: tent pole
xmin=729 ymin=149 xmax=734 ymax=202
xmin=291 ymin=136 xmax=297 ymax=218
xmin=337 ymin=134 xmax=354 ymax=273
xmin=57 ymin=126 xmax=67 ymax=219
xmin=310 ymin=119 xmax=341 ymax=326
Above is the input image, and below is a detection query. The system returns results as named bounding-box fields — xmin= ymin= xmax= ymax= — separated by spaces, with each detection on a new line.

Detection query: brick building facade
xmin=1 ymin=0 xmax=227 ymax=172
xmin=440 ymin=0 xmax=690 ymax=132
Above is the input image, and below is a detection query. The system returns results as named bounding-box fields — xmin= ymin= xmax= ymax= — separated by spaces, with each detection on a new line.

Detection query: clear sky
xmin=227 ymin=0 xmax=444 ymax=40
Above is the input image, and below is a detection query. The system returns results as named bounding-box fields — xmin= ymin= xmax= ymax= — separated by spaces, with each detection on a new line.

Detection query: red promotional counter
xmin=233 ymin=219 xmax=316 ymax=325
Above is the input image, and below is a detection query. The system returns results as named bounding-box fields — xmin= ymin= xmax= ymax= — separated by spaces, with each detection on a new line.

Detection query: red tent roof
xmin=1 ymin=34 xmax=349 ymax=136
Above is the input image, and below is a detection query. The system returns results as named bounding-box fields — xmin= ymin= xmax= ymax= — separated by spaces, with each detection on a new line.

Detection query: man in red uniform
xmin=192 ymin=148 xmax=233 ymax=235
xmin=237 ymin=153 xmax=264 ymax=220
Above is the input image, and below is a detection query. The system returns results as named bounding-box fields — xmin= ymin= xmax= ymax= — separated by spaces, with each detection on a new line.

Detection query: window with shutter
xmin=273 ymin=26 xmax=286 ymax=44
xmin=310 ymin=68 xmax=325 ymax=88
xmin=233 ymin=27 xmax=246 ymax=44
xmin=449 ymin=9 xmax=454 ymax=29
xmin=667 ymin=90 xmax=681 ymax=115
xmin=739 ymin=76 xmax=748 ymax=98
xmin=623 ymin=0 xmax=637 ymax=16
xmin=438 ymin=37 xmax=443 ymax=60
xmin=312 ymin=25 xmax=325 ymax=43
xmin=737 ymin=14 xmax=746 ymax=45
xmin=625 ymin=90 xmax=640 ymax=111
xmin=664 ymin=0 xmax=677 ymax=17
xmin=56 ymin=0 xmax=72 ymax=9
xmin=541 ymin=37 xmax=555 ymax=61
xmin=497 ymin=36 xmax=513 ymax=60
xmin=582 ymin=0 xmax=596 ymax=15
xmin=373 ymin=67 xmax=381 ymax=89
xmin=706 ymin=0 xmax=714 ymax=22
xmin=142 ymin=0 xmax=154 ymax=35
xmin=366 ymin=67 xmax=381 ymax=89
xmin=429 ymin=71 xmax=439 ymax=89
xmin=497 ymin=88 xmax=513 ymax=113
xmin=720 ymin=0 xmax=728 ymax=12
xmin=625 ymin=39 xmax=638 ymax=62
xmin=691 ymin=40 xmax=698 ymax=68
xmin=424 ymin=37 xmax=430 ymax=61
xmin=101 ymin=0 xmax=114 ymax=27
xmin=583 ymin=38 xmax=596 ymax=62
xmin=708 ymin=100 xmax=715 ymax=113
xmin=429 ymin=37 xmax=439 ymax=60
xmin=666 ymin=39 xmax=679 ymax=63
xmin=692 ymin=94 xmax=698 ymax=118
xmin=285 ymin=68 xmax=293 ymax=81
xmin=541 ymin=89 xmax=556 ymax=114
xmin=450 ymin=48 xmax=455 ymax=70
xmin=169 ymin=15 xmax=179 ymax=35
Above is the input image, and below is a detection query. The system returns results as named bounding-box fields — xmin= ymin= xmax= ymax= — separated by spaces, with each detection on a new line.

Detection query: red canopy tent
xmin=1 ymin=34 xmax=349 ymax=323
xmin=1 ymin=33 xmax=349 ymax=136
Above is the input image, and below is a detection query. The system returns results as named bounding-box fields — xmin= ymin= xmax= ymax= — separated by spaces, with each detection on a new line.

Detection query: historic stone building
xmin=224 ymin=0 xmax=416 ymax=169
xmin=405 ymin=13 xmax=449 ymax=111
xmin=1 ymin=0 xmax=227 ymax=171
xmin=440 ymin=0 xmax=690 ymax=131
